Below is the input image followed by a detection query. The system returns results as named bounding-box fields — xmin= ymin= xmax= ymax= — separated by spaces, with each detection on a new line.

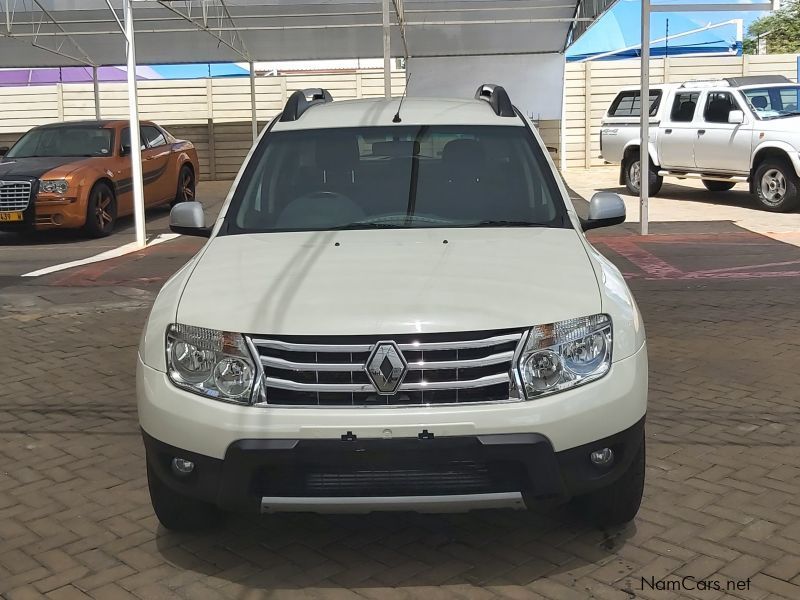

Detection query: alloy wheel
xmin=96 ymin=191 xmax=113 ymax=229
xmin=181 ymin=171 xmax=195 ymax=201
xmin=760 ymin=168 xmax=786 ymax=206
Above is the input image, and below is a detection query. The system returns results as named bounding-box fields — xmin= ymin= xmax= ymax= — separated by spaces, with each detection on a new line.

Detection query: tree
xmin=744 ymin=0 xmax=800 ymax=54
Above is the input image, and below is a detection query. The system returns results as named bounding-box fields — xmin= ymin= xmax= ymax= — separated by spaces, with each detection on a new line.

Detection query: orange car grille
xmin=0 ymin=181 xmax=32 ymax=212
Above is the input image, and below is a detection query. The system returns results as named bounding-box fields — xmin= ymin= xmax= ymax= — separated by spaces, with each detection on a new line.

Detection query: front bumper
xmin=143 ymin=417 xmax=645 ymax=514
xmin=137 ymin=344 xmax=648 ymax=459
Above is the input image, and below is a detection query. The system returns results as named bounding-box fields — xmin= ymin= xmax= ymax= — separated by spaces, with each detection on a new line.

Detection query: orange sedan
xmin=0 ymin=120 xmax=200 ymax=237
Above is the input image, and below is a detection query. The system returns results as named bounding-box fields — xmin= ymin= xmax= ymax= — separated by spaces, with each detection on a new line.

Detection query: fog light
xmin=171 ymin=457 xmax=195 ymax=475
xmin=590 ymin=447 xmax=614 ymax=466
xmin=52 ymin=214 xmax=64 ymax=225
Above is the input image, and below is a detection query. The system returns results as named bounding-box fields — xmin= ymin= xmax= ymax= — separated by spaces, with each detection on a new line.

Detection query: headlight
xmin=39 ymin=179 xmax=68 ymax=194
xmin=518 ymin=314 xmax=612 ymax=398
xmin=166 ymin=324 xmax=256 ymax=404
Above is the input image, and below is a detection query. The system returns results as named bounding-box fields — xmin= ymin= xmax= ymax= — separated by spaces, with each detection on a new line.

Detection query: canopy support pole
xmin=123 ymin=0 xmax=146 ymax=248
xmin=250 ymin=61 xmax=257 ymax=142
xmin=639 ymin=0 xmax=650 ymax=236
xmin=382 ymin=0 xmax=391 ymax=98
xmin=93 ymin=66 xmax=101 ymax=120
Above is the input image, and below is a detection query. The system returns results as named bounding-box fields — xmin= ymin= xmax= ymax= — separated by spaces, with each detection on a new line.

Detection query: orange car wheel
xmin=171 ymin=165 xmax=196 ymax=207
xmin=84 ymin=182 xmax=117 ymax=238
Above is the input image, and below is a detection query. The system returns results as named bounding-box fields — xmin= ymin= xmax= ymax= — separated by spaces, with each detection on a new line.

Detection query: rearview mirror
xmin=0 ymin=146 xmax=8 ymax=156
xmin=170 ymin=202 xmax=211 ymax=238
xmin=581 ymin=192 xmax=626 ymax=231
xmin=728 ymin=110 xmax=744 ymax=124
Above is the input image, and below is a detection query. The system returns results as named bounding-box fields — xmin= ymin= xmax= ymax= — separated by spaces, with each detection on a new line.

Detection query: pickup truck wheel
xmin=702 ymin=180 xmax=736 ymax=192
xmin=624 ymin=157 xmax=663 ymax=197
xmin=569 ymin=431 xmax=645 ymax=527
xmin=754 ymin=160 xmax=800 ymax=212
xmin=147 ymin=463 xmax=223 ymax=531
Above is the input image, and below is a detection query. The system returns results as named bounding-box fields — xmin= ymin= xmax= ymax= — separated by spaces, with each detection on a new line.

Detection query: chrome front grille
xmin=251 ymin=329 xmax=526 ymax=407
xmin=0 ymin=181 xmax=32 ymax=212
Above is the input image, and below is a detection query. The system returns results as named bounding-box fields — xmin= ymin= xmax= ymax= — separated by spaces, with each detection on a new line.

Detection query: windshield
xmin=225 ymin=125 xmax=568 ymax=233
xmin=743 ymin=86 xmax=800 ymax=119
xmin=6 ymin=126 xmax=113 ymax=158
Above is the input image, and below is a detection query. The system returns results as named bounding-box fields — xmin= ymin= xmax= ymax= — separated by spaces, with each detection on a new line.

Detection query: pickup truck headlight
xmin=166 ymin=324 xmax=256 ymax=403
xmin=39 ymin=179 xmax=68 ymax=194
xmin=519 ymin=314 xmax=612 ymax=398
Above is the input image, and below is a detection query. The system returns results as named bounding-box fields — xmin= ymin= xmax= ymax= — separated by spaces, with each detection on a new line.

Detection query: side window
xmin=670 ymin=92 xmax=700 ymax=122
xmin=120 ymin=128 xmax=146 ymax=151
xmin=608 ymin=90 xmax=662 ymax=117
xmin=142 ymin=126 xmax=167 ymax=148
xmin=703 ymin=92 xmax=736 ymax=123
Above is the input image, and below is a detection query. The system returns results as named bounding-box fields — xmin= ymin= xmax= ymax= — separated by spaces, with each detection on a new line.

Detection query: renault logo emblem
xmin=365 ymin=341 xmax=408 ymax=395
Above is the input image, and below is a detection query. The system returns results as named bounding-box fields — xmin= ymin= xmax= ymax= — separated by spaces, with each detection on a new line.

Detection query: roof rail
xmin=474 ymin=84 xmax=515 ymax=117
xmin=724 ymin=75 xmax=791 ymax=87
xmin=280 ymin=88 xmax=333 ymax=122
xmin=679 ymin=79 xmax=730 ymax=88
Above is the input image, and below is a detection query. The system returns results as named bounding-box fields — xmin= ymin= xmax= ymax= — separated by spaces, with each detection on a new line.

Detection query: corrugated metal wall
xmin=0 ymin=71 xmax=561 ymax=180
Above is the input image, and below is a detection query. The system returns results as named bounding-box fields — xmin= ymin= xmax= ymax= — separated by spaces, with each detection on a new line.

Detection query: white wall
xmin=406 ymin=54 xmax=565 ymax=121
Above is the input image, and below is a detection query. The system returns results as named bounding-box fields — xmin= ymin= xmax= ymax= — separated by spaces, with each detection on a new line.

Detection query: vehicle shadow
xmin=154 ymin=507 xmax=636 ymax=591
xmin=1 ymin=202 xmax=180 ymax=247
xmin=599 ymin=182 xmax=765 ymax=211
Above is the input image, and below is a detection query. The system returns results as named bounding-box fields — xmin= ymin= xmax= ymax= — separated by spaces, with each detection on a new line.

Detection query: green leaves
xmin=744 ymin=0 xmax=800 ymax=54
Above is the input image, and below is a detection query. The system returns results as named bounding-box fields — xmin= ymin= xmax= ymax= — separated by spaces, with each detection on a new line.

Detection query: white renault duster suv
xmin=137 ymin=85 xmax=648 ymax=531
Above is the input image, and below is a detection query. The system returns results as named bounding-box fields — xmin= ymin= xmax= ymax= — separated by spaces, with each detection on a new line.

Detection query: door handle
xmin=698 ymin=130 xmax=706 ymax=135
xmin=664 ymin=129 xmax=673 ymax=134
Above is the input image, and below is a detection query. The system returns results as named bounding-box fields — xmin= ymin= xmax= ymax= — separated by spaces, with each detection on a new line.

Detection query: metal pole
xmin=249 ymin=61 xmax=258 ymax=142
xmin=93 ymin=66 xmax=101 ymax=120
xmin=382 ymin=0 xmax=391 ymax=98
xmin=640 ymin=0 xmax=650 ymax=236
xmin=124 ymin=0 xmax=146 ymax=248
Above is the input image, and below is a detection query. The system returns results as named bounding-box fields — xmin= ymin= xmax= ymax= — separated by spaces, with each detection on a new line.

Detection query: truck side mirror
xmin=581 ymin=192 xmax=626 ymax=231
xmin=728 ymin=110 xmax=744 ymax=124
xmin=170 ymin=202 xmax=211 ymax=238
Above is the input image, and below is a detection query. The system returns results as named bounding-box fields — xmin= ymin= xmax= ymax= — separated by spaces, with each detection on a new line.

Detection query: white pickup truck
xmin=600 ymin=75 xmax=800 ymax=212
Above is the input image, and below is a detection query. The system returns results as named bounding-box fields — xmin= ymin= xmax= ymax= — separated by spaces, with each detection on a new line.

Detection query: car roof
xmin=271 ymin=97 xmax=525 ymax=131
xmin=34 ymin=119 xmax=155 ymax=130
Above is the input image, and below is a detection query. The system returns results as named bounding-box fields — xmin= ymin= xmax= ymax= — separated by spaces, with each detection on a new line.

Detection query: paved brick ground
xmin=2 ymin=210 xmax=800 ymax=598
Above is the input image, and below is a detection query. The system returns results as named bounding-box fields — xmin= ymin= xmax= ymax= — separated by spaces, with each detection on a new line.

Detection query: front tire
xmin=702 ymin=180 xmax=736 ymax=192
xmin=171 ymin=165 xmax=196 ymax=207
xmin=84 ymin=182 xmax=117 ymax=238
xmin=147 ymin=463 xmax=223 ymax=531
xmin=570 ymin=431 xmax=645 ymax=527
xmin=624 ymin=155 xmax=663 ymax=196
xmin=753 ymin=159 xmax=800 ymax=213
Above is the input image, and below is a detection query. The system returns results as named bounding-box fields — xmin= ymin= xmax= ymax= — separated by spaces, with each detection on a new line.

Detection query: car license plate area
xmin=0 ymin=211 xmax=23 ymax=222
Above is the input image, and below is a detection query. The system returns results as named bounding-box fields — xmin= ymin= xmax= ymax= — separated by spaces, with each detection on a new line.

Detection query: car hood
xmin=177 ymin=228 xmax=602 ymax=336
xmin=758 ymin=115 xmax=800 ymax=131
xmin=0 ymin=156 xmax=91 ymax=179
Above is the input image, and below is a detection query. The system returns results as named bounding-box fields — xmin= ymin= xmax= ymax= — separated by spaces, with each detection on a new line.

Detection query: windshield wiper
xmin=471 ymin=220 xmax=551 ymax=228
xmin=330 ymin=222 xmax=400 ymax=230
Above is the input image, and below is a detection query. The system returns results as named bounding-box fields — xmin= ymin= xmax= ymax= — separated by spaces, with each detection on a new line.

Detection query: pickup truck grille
xmin=250 ymin=329 xmax=525 ymax=406
xmin=0 ymin=181 xmax=32 ymax=212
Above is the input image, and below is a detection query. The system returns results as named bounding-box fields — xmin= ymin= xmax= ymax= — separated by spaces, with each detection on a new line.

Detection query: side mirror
xmin=728 ymin=110 xmax=744 ymax=124
xmin=0 ymin=146 xmax=9 ymax=157
xmin=170 ymin=202 xmax=211 ymax=238
xmin=581 ymin=192 xmax=626 ymax=231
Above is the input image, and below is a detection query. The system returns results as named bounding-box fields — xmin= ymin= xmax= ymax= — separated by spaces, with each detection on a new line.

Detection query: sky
xmin=566 ymin=0 xmax=769 ymax=59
